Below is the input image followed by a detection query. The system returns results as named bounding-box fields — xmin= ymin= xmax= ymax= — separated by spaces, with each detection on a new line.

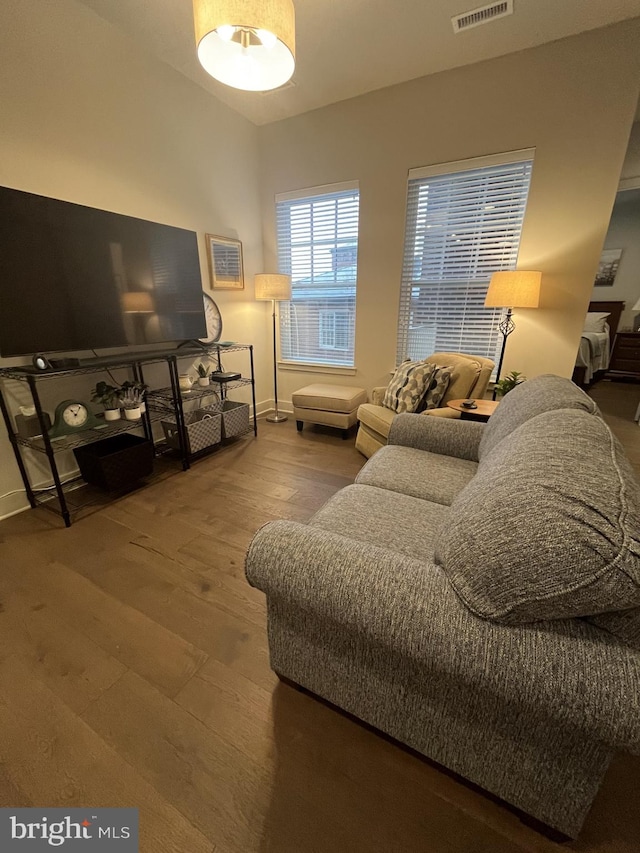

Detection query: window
xmin=276 ymin=182 xmax=359 ymax=367
xmin=319 ymin=310 xmax=351 ymax=351
xmin=397 ymin=151 xmax=534 ymax=366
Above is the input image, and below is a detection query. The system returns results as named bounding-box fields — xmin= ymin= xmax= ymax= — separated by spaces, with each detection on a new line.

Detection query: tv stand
xmin=0 ymin=344 xmax=257 ymax=527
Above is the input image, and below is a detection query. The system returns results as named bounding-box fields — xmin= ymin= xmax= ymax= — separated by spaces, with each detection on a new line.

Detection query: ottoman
xmin=292 ymin=383 xmax=368 ymax=439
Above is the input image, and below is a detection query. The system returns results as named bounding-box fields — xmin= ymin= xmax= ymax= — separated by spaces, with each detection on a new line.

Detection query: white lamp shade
xmin=194 ymin=0 xmax=295 ymax=92
xmin=485 ymin=271 xmax=542 ymax=308
xmin=255 ymin=273 xmax=292 ymax=301
xmin=632 ymin=297 xmax=640 ymax=311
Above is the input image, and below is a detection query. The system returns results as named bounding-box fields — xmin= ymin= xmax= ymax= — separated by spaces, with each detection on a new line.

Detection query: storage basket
xmin=161 ymin=407 xmax=222 ymax=455
xmin=218 ymin=399 xmax=250 ymax=439
xmin=73 ymin=433 xmax=154 ymax=491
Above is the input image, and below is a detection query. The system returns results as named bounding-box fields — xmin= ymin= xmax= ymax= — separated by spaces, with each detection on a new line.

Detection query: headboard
xmin=588 ymin=300 xmax=625 ymax=350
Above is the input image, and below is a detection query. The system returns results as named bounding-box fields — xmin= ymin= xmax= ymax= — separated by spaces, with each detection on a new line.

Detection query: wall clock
xmin=48 ymin=399 xmax=102 ymax=438
xmin=200 ymin=292 xmax=223 ymax=344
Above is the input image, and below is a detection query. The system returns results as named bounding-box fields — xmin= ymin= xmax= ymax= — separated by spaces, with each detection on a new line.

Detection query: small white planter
xmin=124 ymin=406 xmax=142 ymax=421
xmin=197 ymin=377 xmax=210 ymax=387
xmin=104 ymin=408 xmax=121 ymax=422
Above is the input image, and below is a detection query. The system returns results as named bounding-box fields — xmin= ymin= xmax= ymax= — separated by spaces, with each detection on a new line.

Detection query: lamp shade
xmin=194 ymin=0 xmax=295 ymax=92
xmin=485 ymin=271 xmax=542 ymax=308
xmin=632 ymin=297 xmax=640 ymax=312
xmin=255 ymin=273 xmax=291 ymax=301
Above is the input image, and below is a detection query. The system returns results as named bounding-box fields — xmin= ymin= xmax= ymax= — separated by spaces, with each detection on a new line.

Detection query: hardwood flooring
xmin=0 ymin=410 xmax=639 ymax=853
xmin=588 ymin=376 xmax=640 ymax=473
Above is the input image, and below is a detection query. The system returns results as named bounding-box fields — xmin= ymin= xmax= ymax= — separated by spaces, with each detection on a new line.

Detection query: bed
xmin=573 ymin=300 xmax=624 ymax=386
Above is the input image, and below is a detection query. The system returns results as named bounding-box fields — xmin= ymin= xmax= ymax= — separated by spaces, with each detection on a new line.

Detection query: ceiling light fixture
xmin=193 ymin=0 xmax=295 ymax=92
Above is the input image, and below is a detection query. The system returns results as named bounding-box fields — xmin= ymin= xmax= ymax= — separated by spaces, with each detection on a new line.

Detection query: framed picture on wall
xmin=594 ymin=249 xmax=623 ymax=287
xmin=205 ymin=234 xmax=244 ymax=290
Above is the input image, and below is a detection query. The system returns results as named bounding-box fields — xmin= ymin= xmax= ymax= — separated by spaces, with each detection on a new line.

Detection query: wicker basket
xmin=218 ymin=400 xmax=250 ymax=439
xmin=161 ymin=408 xmax=222 ymax=455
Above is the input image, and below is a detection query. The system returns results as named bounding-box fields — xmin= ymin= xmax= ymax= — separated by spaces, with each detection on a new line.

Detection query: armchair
xmin=355 ymin=352 xmax=494 ymax=458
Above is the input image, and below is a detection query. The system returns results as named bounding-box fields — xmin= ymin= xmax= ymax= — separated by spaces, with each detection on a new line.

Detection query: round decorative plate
xmin=200 ymin=292 xmax=222 ymax=344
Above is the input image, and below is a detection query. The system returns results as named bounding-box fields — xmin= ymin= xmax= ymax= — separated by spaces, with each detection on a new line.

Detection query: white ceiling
xmin=78 ymin=0 xmax=640 ymax=126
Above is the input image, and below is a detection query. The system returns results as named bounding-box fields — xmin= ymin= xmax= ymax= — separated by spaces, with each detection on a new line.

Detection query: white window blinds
xmin=276 ymin=183 xmax=359 ymax=367
xmin=397 ymin=152 xmax=534 ymax=366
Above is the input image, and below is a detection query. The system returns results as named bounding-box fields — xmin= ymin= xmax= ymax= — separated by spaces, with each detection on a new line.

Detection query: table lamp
xmin=632 ymin=297 xmax=640 ymax=331
xmin=255 ymin=273 xmax=292 ymax=423
xmin=485 ymin=271 xmax=542 ymax=395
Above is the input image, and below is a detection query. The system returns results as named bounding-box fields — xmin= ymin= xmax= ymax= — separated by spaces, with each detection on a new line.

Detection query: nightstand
xmin=608 ymin=333 xmax=640 ymax=379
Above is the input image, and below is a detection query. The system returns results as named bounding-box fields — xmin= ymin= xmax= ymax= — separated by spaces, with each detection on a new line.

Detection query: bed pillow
xmin=583 ymin=312 xmax=610 ymax=333
xmin=383 ymin=361 xmax=437 ymax=413
xmin=418 ymin=365 xmax=454 ymax=411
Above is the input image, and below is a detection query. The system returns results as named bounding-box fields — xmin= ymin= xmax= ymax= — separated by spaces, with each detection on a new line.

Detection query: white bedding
xmin=575 ymin=328 xmax=610 ymax=383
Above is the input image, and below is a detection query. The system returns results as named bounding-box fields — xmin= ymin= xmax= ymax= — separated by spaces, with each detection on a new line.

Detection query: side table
xmin=446 ymin=399 xmax=499 ymax=422
xmin=607 ymin=332 xmax=640 ymax=379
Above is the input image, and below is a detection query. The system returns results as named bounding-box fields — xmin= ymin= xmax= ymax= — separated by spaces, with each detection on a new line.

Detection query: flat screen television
xmin=0 ymin=185 xmax=207 ymax=357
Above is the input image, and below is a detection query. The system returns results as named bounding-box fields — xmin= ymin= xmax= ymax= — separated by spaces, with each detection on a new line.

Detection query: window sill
xmin=278 ymin=362 xmax=357 ymax=376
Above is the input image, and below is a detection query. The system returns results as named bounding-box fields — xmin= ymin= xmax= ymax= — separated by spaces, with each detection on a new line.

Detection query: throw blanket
xmin=576 ymin=330 xmax=610 ymax=382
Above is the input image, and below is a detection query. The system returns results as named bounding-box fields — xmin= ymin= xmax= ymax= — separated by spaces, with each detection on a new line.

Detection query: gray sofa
xmin=245 ymin=375 xmax=640 ymax=838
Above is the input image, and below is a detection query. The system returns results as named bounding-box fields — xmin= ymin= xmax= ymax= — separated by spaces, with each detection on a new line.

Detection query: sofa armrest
xmin=388 ymin=412 xmax=484 ymax=461
xmin=246 ymin=520 xmax=640 ymax=753
xmin=422 ymin=407 xmax=460 ymax=418
xmin=371 ymin=386 xmax=386 ymax=405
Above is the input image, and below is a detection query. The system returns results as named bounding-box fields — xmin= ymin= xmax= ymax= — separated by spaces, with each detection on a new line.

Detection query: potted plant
xmin=196 ymin=363 xmax=210 ymax=387
xmin=91 ymin=381 xmax=122 ymax=421
xmin=494 ymin=371 xmax=526 ymax=398
xmin=119 ymin=380 xmax=148 ymax=420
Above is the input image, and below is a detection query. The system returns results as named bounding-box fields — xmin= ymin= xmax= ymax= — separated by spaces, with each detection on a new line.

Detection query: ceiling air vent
xmin=452 ymin=0 xmax=513 ymax=33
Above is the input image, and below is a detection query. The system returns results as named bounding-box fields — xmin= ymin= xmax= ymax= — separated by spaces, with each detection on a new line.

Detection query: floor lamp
xmin=485 ymin=271 xmax=542 ymax=399
xmin=255 ymin=273 xmax=292 ymax=423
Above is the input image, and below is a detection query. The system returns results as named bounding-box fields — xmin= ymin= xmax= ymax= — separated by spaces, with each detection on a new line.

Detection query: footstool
xmin=292 ymin=383 xmax=368 ymax=439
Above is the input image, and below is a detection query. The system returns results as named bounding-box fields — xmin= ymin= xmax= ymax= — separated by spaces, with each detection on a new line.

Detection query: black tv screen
xmin=0 ymin=186 xmax=207 ymax=357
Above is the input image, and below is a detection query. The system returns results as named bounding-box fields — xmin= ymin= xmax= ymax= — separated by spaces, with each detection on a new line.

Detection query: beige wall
xmin=620 ymin=120 xmax=640 ymax=186
xmin=259 ymin=21 xmax=640 ymax=403
xmin=590 ymin=189 xmax=640 ymax=329
xmin=0 ymin=0 xmax=267 ymax=518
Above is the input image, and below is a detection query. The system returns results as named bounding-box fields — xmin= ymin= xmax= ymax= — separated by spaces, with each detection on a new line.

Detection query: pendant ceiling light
xmin=193 ymin=0 xmax=295 ymax=92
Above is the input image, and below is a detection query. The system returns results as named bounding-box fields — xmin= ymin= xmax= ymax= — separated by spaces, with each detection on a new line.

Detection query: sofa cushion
xmin=424 ymin=353 xmax=483 ymax=404
xmin=418 ymin=366 xmax=454 ymax=411
xmin=383 ymin=361 xmax=437 ymax=413
xmin=435 ymin=409 xmax=640 ymax=624
xmin=587 ymin=609 xmax=640 ymax=650
xmin=310 ymin=483 xmax=450 ymax=562
xmin=478 ymin=374 xmax=599 ymax=460
xmin=357 ymin=402 xmax=395 ymax=436
xmin=356 ymin=445 xmax=477 ymax=505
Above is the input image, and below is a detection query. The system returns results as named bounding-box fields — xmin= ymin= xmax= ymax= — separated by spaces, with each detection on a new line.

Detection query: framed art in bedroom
xmin=594 ymin=249 xmax=622 ymax=287
xmin=205 ymin=234 xmax=244 ymax=290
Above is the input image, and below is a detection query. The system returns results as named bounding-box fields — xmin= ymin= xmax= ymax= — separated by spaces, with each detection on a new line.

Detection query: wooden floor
xmin=588 ymin=376 xmax=640 ymax=473
xmin=0 ymin=402 xmax=639 ymax=853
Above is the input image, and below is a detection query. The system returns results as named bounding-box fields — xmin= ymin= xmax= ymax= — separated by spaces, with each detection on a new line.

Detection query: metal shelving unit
xmin=165 ymin=343 xmax=257 ymax=459
xmin=0 ymin=343 xmax=257 ymax=527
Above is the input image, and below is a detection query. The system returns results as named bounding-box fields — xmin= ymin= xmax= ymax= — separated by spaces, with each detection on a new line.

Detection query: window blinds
xmin=276 ymin=183 xmax=359 ymax=367
xmin=397 ymin=153 xmax=534 ymax=366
